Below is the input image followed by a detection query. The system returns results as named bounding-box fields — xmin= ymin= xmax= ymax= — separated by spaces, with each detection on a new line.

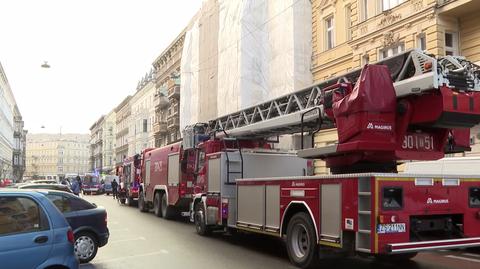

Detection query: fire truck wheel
xmin=286 ymin=212 xmax=318 ymax=269
xmin=161 ymin=194 xmax=175 ymax=220
xmin=138 ymin=192 xmax=148 ymax=212
xmin=127 ymin=197 xmax=135 ymax=207
xmin=375 ymin=252 xmax=417 ymax=263
xmin=194 ymin=203 xmax=211 ymax=236
xmin=153 ymin=193 xmax=163 ymax=217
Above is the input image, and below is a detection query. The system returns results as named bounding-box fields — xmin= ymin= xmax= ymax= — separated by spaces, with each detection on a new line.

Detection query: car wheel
xmin=286 ymin=212 xmax=318 ymax=269
xmin=153 ymin=193 xmax=162 ymax=217
xmin=74 ymin=232 xmax=98 ymax=263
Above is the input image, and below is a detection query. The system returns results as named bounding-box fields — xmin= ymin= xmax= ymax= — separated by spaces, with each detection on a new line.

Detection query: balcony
xmin=437 ymin=0 xmax=480 ymax=16
xmin=168 ymin=85 xmax=180 ymax=99
xmin=155 ymin=94 xmax=170 ymax=109
xmin=153 ymin=121 xmax=168 ymax=134
xmin=167 ymin=117 xmax=179 ymax=130
xmin=116 ymin=144 xmax=129 ymax=154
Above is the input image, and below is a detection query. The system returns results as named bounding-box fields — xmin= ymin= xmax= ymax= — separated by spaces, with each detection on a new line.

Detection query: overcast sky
xmin=0 ymin=0 xmax=202 ymax=134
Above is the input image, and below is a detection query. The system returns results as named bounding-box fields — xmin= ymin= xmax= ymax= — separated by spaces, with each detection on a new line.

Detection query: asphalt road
xmin=80 ymin=194 xmax=480 ymax=269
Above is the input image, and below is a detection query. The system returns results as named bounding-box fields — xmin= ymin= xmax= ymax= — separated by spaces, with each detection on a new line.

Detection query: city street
xmin=81 ymin=195 xmax=480 ymax=269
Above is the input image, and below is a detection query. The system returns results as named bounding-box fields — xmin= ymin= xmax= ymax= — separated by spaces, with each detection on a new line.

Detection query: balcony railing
xmin=153 ymin=121 xmax=168 ymax=134
xmin=167 ymin=117 xmax=179 ymax=130
xmin=168 ymin=85 xmax=180 ymax=99
xmin=154 ymin=94 xmax=170 ymax=109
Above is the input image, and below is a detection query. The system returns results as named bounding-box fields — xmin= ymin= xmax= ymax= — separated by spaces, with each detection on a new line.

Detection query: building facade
xmin=89 ymin=116 xmax=105 ymax=174
xmin=128 ymin=70 xmax=156 ymax=156
xmin=0 ymin=62 xmax=21 ymax=181
xmin=115 ymin=96 xmax=132 ymax=165
xmin=311 ymin=0 xmax=480 ymax=173
xmin=152 ymin=31 xmax=185 ymax=147
xmin=12 ymin=105 xmax=27 ymax=182
xmin=101 ymin=110 xmax=116 ymax=173
xmin=25 ymin=133 xmax=90 ymax=178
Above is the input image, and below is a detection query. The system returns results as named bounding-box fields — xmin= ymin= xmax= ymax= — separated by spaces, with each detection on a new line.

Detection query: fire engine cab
xmin=182 ymin=50 xmax=480 ymax=268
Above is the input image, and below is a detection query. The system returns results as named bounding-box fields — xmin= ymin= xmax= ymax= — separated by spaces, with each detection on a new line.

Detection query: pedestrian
xmin=111 ymin=178 xmax=118 ymax=199
xmin=71 ymin=178 xmax=80 ymax=196
xmin=76 ymin=176 xmax=82 ymax=195
xmin=60 ymin=178 xmax=68 ymax=185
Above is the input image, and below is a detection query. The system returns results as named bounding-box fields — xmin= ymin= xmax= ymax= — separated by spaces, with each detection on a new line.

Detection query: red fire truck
xmin=137 ymin=135 xmax=273 ymax=219
xmin=183 ymin=50 xmax=480 ymax=268
xmin=116 ymin=150 xmax=154 ymax=205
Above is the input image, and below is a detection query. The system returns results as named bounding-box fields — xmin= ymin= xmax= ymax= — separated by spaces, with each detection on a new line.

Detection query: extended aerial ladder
xmin=184 ymin=49 xmax=480 ymax=172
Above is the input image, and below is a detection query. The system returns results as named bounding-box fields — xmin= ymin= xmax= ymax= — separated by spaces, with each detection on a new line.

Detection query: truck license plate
xmin=376 ymin=223 xmax=406 ymax=234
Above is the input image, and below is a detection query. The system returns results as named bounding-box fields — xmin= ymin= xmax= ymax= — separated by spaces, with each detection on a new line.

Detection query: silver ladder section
xmin=206 ymin=49 xmax=480 ymax=139
xmin=222 ymin=138 xmax=244 ymax=185
xmin=356 ymin=178 xmax=372 ymax=253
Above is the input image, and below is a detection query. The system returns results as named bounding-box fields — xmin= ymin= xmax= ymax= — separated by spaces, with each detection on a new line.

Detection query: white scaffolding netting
xmin=180 ymin=0 xmax=312 ymax=132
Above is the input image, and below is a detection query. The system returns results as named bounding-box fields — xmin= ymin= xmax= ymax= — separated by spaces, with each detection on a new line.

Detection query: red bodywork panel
xmin=143 ymin=142 xmax=183 ymax=205
xmin=235 ymin=174 xmax=480 ymax=254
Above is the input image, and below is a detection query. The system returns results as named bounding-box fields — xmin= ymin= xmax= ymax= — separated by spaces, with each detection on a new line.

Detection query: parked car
xmin=0 ymin=189 xmax=79 ymax=269
xmin=30 ymin=179 xmax=57 ymax=184
xmin=82 ymin=174 xmax=103 ymax=195
xmin=102 ymin=175 xmax=118 ymax=195
xmin=39 ymin=189 xmax=109 ymax=263
xmin=14 ymin=183 xmax=73 ymax=193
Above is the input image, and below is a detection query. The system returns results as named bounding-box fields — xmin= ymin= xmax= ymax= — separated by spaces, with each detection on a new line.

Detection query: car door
xmin=45 ymin=193 xmax=78 ymax=229
xmin=0 ymin=195 xmax=54 ymax=269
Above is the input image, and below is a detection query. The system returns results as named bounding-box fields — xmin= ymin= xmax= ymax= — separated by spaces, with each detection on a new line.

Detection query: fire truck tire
xmin=153 ymin=193 xmax=163 ymax=217
xmin=127 ymin=197 xmax=135 ymax=206
xmin=161 ymin=194 xmax=175 ymax=219
xmin=286 ymin=212 xmax=318 ymax=269
xmin=375 ymin=252 xmax=417 ymax=262
xmin=194 ymin=203 xmax=211 ymax=236
xmin=138 ymin=192 xmax=148 ymax=212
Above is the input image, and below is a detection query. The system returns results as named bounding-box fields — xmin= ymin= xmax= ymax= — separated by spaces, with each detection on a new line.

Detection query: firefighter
xmin=111 ymin=178 xmax=119 ymax=199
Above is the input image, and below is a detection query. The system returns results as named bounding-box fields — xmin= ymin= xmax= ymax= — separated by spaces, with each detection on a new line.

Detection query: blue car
xmin=0 ymin=189 xmax=79 ymax=269
xmin=39 ymin=189 xmax=109 ymax=263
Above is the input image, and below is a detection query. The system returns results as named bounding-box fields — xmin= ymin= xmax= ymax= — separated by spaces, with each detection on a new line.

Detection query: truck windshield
xmin=84 ymin=176 xmax=99 ymax=184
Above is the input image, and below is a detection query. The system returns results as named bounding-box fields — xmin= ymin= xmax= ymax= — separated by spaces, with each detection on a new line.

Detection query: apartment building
xmin=115 ymin=96 xmax=132 ymax=165
xmin=152 ymin=31 xmax=184 ymax=147
xmin=128 ymin=70 xmax=156 ymax=156
xmin=25 ymin=133 xmax=90 ymax=178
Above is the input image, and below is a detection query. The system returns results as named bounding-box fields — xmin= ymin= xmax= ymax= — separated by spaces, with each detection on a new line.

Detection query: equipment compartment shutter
xmin=237 ymin=185 xmax=265 ymax=227
xmin=265 ymin=185 xmax=280 ymax=229
xmin=207 ymin=157 xmax=221 ymax=192
xmin=145 ymin=160 xmax=151 ymax=185
xmin=321 ymin=184 xmax=341 ymax=238
xmin=168 ymin=154 xmax=180 ymax=186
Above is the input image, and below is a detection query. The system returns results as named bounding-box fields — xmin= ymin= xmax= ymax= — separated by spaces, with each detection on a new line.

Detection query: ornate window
xmin=325 ymin=16 xmax=335 ymax=50
xmin=445 ymin=32 xmax=459 ymax=56
xmin=417 ymin=33 xmax=426 ymax=51
xmin=345 ymin=5 xmax=352 ymax=41
xmin=379 ymin=43 xmax=405 ymax=59
xmin=382 ymin=0 xmax=404 ymax=11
